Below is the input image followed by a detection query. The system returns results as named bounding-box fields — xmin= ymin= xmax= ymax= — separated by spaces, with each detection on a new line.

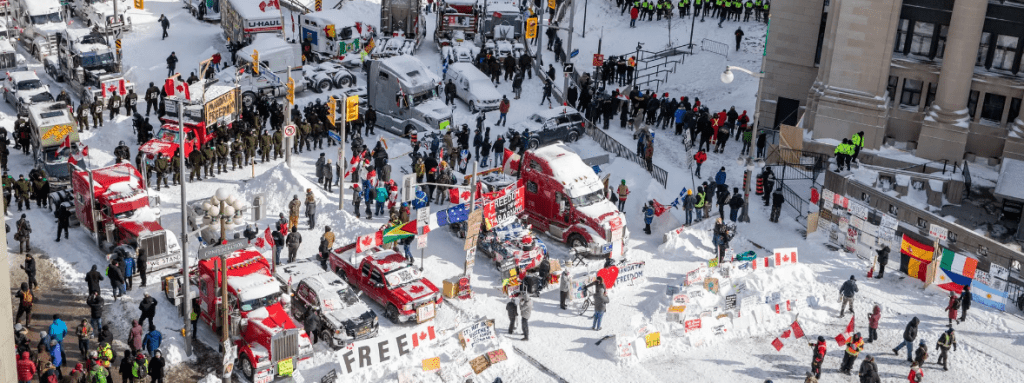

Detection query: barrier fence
xmin=585 ymin=126 xmax=669 ymax=188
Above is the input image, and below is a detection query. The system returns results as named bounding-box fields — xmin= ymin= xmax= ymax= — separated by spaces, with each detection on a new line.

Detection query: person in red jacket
xmin=693 ymin=149 xmax=707 ymax=178
xmin=808 ymin=336 xmax=826 ymax=380
xmin=630 ymin=7 xmax=639 ymax=28
xmin=867 ymin=304 xmax=881 ymax=343
xmin=908 ymin=361 xmax=923 ymax=382
xmin=17 ymin=351 xmax=36 ymax=383
xmin=944 ymin=291 xmax=960 ymax=326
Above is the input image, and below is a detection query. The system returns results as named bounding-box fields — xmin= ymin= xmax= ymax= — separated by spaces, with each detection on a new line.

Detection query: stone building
xmin=757 ymin=0 xmax=1024 ymax=162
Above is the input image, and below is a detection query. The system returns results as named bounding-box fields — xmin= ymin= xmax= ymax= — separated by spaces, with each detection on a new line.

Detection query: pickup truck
xmin=275 ymin=261 xmax=380 ymax=349
xmin=329 ymin=243 xmax=442 ymax=324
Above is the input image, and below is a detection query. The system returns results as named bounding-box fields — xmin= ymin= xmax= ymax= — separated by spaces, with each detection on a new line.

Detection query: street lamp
xmin=720 ymin=66 xmax=764 ymax=84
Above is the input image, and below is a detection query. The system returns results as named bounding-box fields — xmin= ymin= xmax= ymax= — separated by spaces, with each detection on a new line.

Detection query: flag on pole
xmin=58 ymin=135 xmax=72 ymax=152
xmin=791 ymin=319 xmax=805 ymax=339
xmin=355 ymin=231 xmax=383 ymax=253
xmin=835 ymin=315 xmax=855 ymax=346
xmin=770 ymin=337 xmax=784 ymax=351
xmin=264 ymin=227 xmax=273 ymax=248
xmin=164 ymin=76 xmax=191 ymax=100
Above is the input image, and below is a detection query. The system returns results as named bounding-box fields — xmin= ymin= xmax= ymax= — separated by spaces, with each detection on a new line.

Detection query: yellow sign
xmin=115 ymin=39 xmax=122 ymax=51
xmin=134 ymin=0 xmax=144 ymax=9
xmin=345 ymin=95 xmax=359 ymax=122
xmin=42 ymin=124 xmax=75 ymax=142
xmin=286 ymin=77 xmax=295 ymax=105
xmin=277 ymin=358 xmax=293 ymax=376
xmin=326 ymin=96 xmax=337 ymax=126
xmin=644 ymin=332 xmax=661 ymax=348
xmin=364 ymin=38 xmax=376 ymax=53
xmin=315 ymin=0 xmax=322 ymax=11
xmin=325 ymin=24 xmax=336 ymax=39
xmin=204 ymin=89 xmax=238 ymax=127
xmin=548 ymin=0 xmax=556 ymax=9
xmin=422 ymin=357 xmax=440 ymax=371
xmin=251 ymin=50 xmax=260 ymax=76
xmin=668 ymin=305 xmax=687 ymax=313
xmin=525 ymin=18 xmax=538 ymax=39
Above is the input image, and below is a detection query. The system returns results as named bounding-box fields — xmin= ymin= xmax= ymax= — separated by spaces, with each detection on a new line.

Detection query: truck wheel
xmin=317 ymin=79 xmax=333 ymax=93
xmin=241 ymin=92 xmax=257 ymax=108
xmin=239 ymin=355 xmax=254 ymax=381
xmin=385 ymin=304 xmax=401 ymax=324
xmin=568 ymin=131 xmax=580 ymax=142
xmin=335 ymin=76 xmax=354 ymax=88
xmin=528 ymin=138 xmax=540 ymax=150
xmin=319 ymin=330 xmax=333 ymax=346
xmin=568 ymin=234 xmax=587 ymax=250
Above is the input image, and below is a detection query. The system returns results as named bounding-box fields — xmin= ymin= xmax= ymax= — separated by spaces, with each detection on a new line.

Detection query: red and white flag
xmin=774 ymin=248 xmax=799 ymax=266
xmin=355 ymin=231 xmax=383 ymax=253
xmin=411 ymin=325 xmax=436 ymax=348
xmin=449 ymin=188 xmax=471 ymax=204
xmin=264 ymin=227 xmax=274 ymax=248
xmin=791 ymin=319 xmax=805 ymax=339
xmin=751 ymin=256 xmax=773 ymax=270
xmin=770 ymin=337 xmax=784 ymax=351
xmin=58 ymin=135 xmax=72 ymax=152
xmin=164 ymin=76 xmax=191 ymax=100
xmin=835 ymin=315 xmax=855 ymax=346
xmin=80 ymin=145 xmax=90 ymax=157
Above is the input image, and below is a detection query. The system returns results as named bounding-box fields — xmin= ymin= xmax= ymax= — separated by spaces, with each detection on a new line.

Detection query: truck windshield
xmin=17 ymin=80 xmax=43 ymax=91
xmin=239 ymin=292 xmax=282 ymax=312
xmin=154 ymin=129 xmax=179 ymax=141
xmin=43 ymin=146 xmax=73 ymax=163
xmin=30 ymin=13 xmax=63 ymax=25
xmin=411 ymin=90 xmax=436 ymax=106
xmin=571 ymin=190 xmax=606 ymax=208
xmin=322 ymin=289 xmax=359 ymax=310
xmin=81 ymin=52 xmax=115 ymax=68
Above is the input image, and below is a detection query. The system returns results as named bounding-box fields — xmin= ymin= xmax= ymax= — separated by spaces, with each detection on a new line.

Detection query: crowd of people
xmin=623 ymin=0 xmax=771 ymax=28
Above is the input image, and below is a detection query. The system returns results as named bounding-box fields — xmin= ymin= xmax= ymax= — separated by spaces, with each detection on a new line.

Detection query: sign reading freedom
xmin=338 ymin=325 xmax=436 ymax=374
xmin=205 ymin=89 xmax=238 ymax=127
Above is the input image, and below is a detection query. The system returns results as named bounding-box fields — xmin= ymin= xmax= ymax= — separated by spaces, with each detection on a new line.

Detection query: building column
xmin=917 ymin=0 xmax=988 ymax=161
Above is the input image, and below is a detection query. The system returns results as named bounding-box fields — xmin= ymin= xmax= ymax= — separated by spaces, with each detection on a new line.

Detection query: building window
xmin=992 ymin=35 xmax=1018 ymax=71
xmin=910 ymin=21 xmax=935 ymax=58
xmin=894 ymin=19 xmax=909 ymax=53
xmin=977 ymin=32 xmax=991 ymax=67
xmin=887 ymin=76 xmax=899 ymax=105
xmin=925 ymin=83 xmax=937 ymax=108
xmin=900 ymin=79 xmax=923 ymax=108
xmin=967 ymin=90 xmax=980 ymax=119
xmin=981 ymin=93 xmax=1006 ymax=124
xmin=935 ymin=25 xmax=948 ymax=59
xmin=917 ymin=217 xmax=927 ymax=229
xmin=1009 ymin=98 xmax=1022 ymax=123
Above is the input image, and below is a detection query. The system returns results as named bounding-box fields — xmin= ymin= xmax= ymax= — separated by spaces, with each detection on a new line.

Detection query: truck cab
xmin=195 ymin=249 xmax=313 ymax=383
xmin=26 ymin=102 xmax=77 ymax=186
xmin=377 ymin=0 xmax=426 ymax=55
xmin=138 ymin=124 xmax=212 ymax=166
xmin=232 ymin=34 xmax=306 ymax=107
xmin=365 ymin=56 xmax=452 ymax=136
xmin=0 ymin=21 xmax=29 ymax=80
xmin=72 ymin=0 xmax=132 ymax=35
xmin=297 ymin=11 xmax=374 ymax=63
xmin=11 ymin=0 xmax=64 ymax=59
xmin=70 ymin=163 xmax=182 ymax=272
xmin=47 ymin=27 xmax=133 ymax=106
xmin=329 ymin=244 xmax=442 ymax=324
xmin=516 ymin=143 xmax=629 ymax=258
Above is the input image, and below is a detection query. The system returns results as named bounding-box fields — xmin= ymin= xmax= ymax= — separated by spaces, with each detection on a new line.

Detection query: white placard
xmin=928 ymin=224 xmax=948 ymax=241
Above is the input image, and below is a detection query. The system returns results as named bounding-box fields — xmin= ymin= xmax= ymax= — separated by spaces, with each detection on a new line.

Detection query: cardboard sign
xmin=724 ymin=294 xmax=737 ymax=310
xmin=204 ymin=88 xmax=238 ymax=127
xmin=671 ymin=294 xmax=689 ymax=306
xmin=277 ymin=358 xmax=294 ymax=376
xmin=668 ymin=305 xmax=687 ymax=313
xmin=684 ymin=318 xmax=702 ymax=333
xmin=615 ymin=261 xmax=646 ymax=285
xmin=616 ymin=336 xmax=634 ymax=359
xmin=928 ymin=223 xmax=948 ymax=241
xmin=486 ymin=349 xmax=508 ymax=364
xmin=422 ymin=357 xmax=440 ymax=371
xmin=458 ymin=320 xmax=497 ymax=349
xmin=644 ymin=332 xmax=661 ymax=348
xmin=703 ymin=277 xmax=720 ymax=294
xmin=683 ymin=267 xmax=708 ymax=286
xmin=713 ymin=325 xmax=727 ymax=335
xmin=469 ymin=355 xmax=491 ymax=374
xmin=338 ymin=325 xmax=436 ymax=374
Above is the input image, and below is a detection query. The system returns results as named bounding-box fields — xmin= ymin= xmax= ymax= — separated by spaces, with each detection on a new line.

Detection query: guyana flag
xmin=898 ymin=234 xmax=933 ymax=282
xmin=382 ymin=221 xmax=418 ymax=244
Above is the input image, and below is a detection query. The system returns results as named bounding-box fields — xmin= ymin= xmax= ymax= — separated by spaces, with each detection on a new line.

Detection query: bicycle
xmin=576 ymin=287 xmax=594 ymax=316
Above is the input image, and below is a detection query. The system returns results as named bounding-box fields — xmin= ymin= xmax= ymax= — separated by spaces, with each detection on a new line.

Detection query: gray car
xmin=509 ymin=107 xmax=586 ymax=150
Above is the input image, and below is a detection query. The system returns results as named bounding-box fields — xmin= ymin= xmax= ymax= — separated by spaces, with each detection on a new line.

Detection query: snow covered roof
xmin=25 ymin=0 xmax=62 ymax=15
xmin=367 ymin=251 xmax=412 ymax=273
xmin=301 ymin=9 xmax=369 ymax=28
xmin=231 ymin=273 xmax=281 ymax=302
xmin=530 ymin=143 xmax=603 ymax=197
xmin=994 ymin=158 xmax=1024 ymax=201
xmin=380 ymin=56 xmax=440 ymax=88
xmin=226 ymin=0 xmax=283 ymax=20
xmin=0 ymin=40 xmax=14 ymax=53
xmin=8 ymin=71 xmax=40 ymax=83
xmin=449 ymin=63 xmax=490 ymax=83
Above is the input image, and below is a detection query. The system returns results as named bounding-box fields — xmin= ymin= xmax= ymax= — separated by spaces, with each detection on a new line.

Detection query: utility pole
xmin=220 ymin=251 xmax=230 ymax=383
xmin=339 ymin=118 xmax=346 ymax=210
xmin=177 ymin=99 xmax=193 ymax=355
xmin=562 ymin=0 xmax=576 ymax=100
xmin=285 ymin=69 xmax=293 ymax=168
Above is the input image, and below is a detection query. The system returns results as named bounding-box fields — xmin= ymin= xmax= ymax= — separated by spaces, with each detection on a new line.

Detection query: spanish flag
xmin=899 ymin=234 xmax=933 ymax=282
xmin=900 ymin=234 xmax=935 ymax=262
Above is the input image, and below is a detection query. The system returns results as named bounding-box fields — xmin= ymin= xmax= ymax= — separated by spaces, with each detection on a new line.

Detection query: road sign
xmin=327 ymin=131 xmax=341 ymax=142
xmin=198 ymin=238 xmax=249 ymax=260
xmin=283 ymin=125 xmax=296 ymax=137
xmin=115 ymin=39 xmax=122 ymax=51
xmin=548 ymin=0 xmax=556 ymax=9
xmin=593 ymin=54 xmax=605 ymax=66
xmin=134 ymin=0 xmax=144 ymax=9
xmin=315 ymin=0 xmax=322 ymax=11
xmin=345 ymin=95 xmax=359 ymax=122
xmin=525 ymin=18 xmax=538 ymax=39
xmin=563 ymin=63 xmax=574 ymax=73
xmin=286 ymin=77 xmax=295 ymax=105
xmin=570 ymin=49 xmax=579 ymax=58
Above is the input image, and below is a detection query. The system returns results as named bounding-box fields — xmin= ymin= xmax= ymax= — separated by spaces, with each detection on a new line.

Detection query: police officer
xmin=216 ymin=139 xmax=229 ymax=174
xmin=171 ymin=151 xmax=182 ymax=185
xmin=188 ymin=146 xmax=205 ymax=182
xmin=231 ymin=138 xmax=244 ymax=170
xmin=92 ymin=97 xmax=105 ymax=127
xmin=125 ymin=89 xmax=138 ymax=116
xmin=114 ymin=141 xmax=131 ymax=164
xmin=107 ymin=92 xmax=122 ymax=120
xmin=244 ymin=130 xmax=258 ymax=164
xmin=145 ymin=82 xmax=160 ymax=116
xmin=77 ymin=100 xmax=91 ymax=132
xmin=154 ymin=154 xmax=170 ymax=191
xmin=273 ymin=127 xmax=284 ymax=160
xmin=14 ymin=175 xmax=31 ymax=211
xmin=202 ymin=143 xmax=216 ymax=178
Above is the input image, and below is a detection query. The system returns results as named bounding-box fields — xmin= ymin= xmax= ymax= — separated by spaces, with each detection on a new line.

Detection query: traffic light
xmin=326 ymin=96 xmax=337 ymax=126
xmin=525 ymin=18 xmax=538 ymax=39
xmin=286 ymin=77 xmax=295 ymax=105
xmin=345 ymin=95 xmax=359 ymax=122
xmin=251 ymin=50 xmax=260 ymax=76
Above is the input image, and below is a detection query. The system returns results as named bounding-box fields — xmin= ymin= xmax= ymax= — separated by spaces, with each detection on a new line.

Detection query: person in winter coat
xmin=769 ymin=189 xmax=785 ymax=223
xmin=839 ymin=333 xmax=864 ymax=375
xmin=858 ymin=354 xmax=880 ymax=383
xmin=519 ymin=294 xmax=533 ymax=341
xmin=15 ymin=283 xmax=32 ymax=326
xmin=693 ymin=149 xmax=707 ymax=178
xmin=316 ymin=153 xmax=327 ymax=184
xmin=728 ymin=187 xmax=744 ymax=222
xmin=118 ymin=350 xmax=134 ymax=382
xmin=559 ymin=270 xmax=572 ymax=310
xmin=642 ymin=202 xmax=655 ymax=235
xmin=128 ymin=320 xmax=144 ymax=353
xmin=839 ymin=275 xmax=858 ymax=317
xmin=616 ymin=180 xmax=630 ymax=211
xmin=305 ymin=189 xmax=317 ymax=229
xmin=159 ymin=14 xmax=170 ymax=40
xmin=944 ymin=291 xmax=960 ymax=326
xmin=16 ymin=214 xmax=31 ymax=254
xmin=288 ymin=195 xmax=302 ymax=230
xmin=914 ymin=340 xmax=929 ymax=366
xmin=39 ymin=361 xmax=58 ymax=383
xmin=98 ymin=325 xmax=114 ymax=348
xmin=892 ymin=317 xmax=920 ymax=362
xmin=49 ymin=314 xmax=68 ymax=350
xmin=87 ymin=292 xmax=103 ymax=337
xmin=286 ymin=226 xmax=302 ymax=263
xmin=143 ymin=324 xmax=162 ymax=359
xmin=808 ymin=336 xmax=826 ymax=379
xmin=959 ymin=286 xmax=972 ymax=322
xmin=867 ymin=305 xmax=881 ymax=343
xmin=875 ymin=246 xmax=890 ymax=278
xmin=683 ymin=189 xmax=695 ymax=225
xmin=138 ymin=292 xmax=158 ymax=328
xmin=506 ymin=298 xmax=518 ymax=334
xmin=592 ymin=289 xmax=609 ymax=331
xmin=149 ymin=349 xmax=165 ymax=383
xmin=165 ymin=51 xmax=177 ymax=77
xmin=75 ymin=319 xmax=91 ymax=358
xmin=908 ymin=361 xmax=923 ymax=383
xmin=935 ymin=328 xmax=957 ymax=371
xmin=17 ymin=351 xmax=36 ymax=383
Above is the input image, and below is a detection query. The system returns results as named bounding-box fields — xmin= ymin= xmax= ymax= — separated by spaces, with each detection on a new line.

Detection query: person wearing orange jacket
xmin=839 ymin=333 xmax=864 ymax=375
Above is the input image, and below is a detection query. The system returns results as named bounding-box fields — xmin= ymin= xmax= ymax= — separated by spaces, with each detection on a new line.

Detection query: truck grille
xmin=140 ymin=232 xmax=168 ymax=257
xmin=271 ymin=330 xmax=299 ymax=362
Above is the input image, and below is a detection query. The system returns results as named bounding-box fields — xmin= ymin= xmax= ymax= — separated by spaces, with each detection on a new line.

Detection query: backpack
xmin=124 ymin=258 xmax=135 ymax=278
xmin=20 ymin=290 xmax=32 ymax=306
xmin=46 ymin=372 xmax=59 ymax=383
xmin=718 ymin=125 xmax=729 ymax=135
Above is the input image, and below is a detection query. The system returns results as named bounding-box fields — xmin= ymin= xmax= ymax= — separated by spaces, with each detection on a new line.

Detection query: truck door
xmin=554 ymin=191 xmax=571 ymax=225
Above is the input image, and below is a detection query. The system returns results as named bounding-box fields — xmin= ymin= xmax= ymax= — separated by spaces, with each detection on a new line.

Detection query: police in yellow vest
xmin=850 ymin=131 xmax=865 ymax=163
xmin=754 ymin=0 xmax=763 ymax=21
xmin=694 ymin=186 xmax=707 ymax=222
xmin=834 ymin=138 xmax=856 ymax=172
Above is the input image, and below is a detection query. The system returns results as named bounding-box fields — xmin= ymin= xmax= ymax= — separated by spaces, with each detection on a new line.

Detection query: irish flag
xmin=935 ymin=248 xmax=978 ymax=293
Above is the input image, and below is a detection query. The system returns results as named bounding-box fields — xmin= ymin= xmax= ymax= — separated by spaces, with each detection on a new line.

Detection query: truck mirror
xmin=374 ymin=282 xmax=384 ymax=289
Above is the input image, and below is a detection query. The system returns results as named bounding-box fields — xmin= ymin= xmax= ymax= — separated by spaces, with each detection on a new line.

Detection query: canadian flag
xmin=263 ymin=227 xmax=274 ymax=248
xmin=449 ymin=188 xmax=471 ymax=204
xmin=770 ymin=337 xmax=784 ymax=351
xmin=772 ymin=319 xmax=805 ymax=352
xmin=58 ymin=135 xmax=72 ymax=152
xmin=411 ymin=326 xmax=436 ymax=348
xmin=355 ymin=231 xmax=383 ymax=253
xmin=503 ymin=149 xmax=520 ymax=173
xmin=835 ymin=315 xmax=855 ymax=346
xmin=774 ymin=248 xmax=799 ymax=266
xmin=751 ymin=256 xmax=773 ymax=270
xmin=164 ymin=76 xmax=191 ymax=100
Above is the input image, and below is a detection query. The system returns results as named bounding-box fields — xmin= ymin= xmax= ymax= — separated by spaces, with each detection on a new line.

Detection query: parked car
xmin=275 ymin=261 xmax=380 ymax=349
xmin=4 ymin=71 xmax=53 ymax=116
xmin=329 ymin=244 xmax=442 ymax=323
xmin=444 ymin=62 xmax=502 ymax=113
xmin=508 ymin=107 xmax=586 ymax=150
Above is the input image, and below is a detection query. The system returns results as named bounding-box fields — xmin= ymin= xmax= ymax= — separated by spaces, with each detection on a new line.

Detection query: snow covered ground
xmin=4 ymin=0 xmax=1024 ymax=382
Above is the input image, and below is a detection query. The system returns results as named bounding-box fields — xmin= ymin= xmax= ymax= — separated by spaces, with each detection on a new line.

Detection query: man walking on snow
xmin=616 ymin=180 xmax=629 ymax=211
xmin=892 ymin=317 xmax=920 ymax=362
xmin=839 ymin=275 xmax=858 ymax=317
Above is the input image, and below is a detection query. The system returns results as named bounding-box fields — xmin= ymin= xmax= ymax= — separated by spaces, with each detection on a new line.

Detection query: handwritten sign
xmin=204 ymin=89 xmax=238 ymax=127
xmin=469 ymin=355 xmax=491 ymax=374
xmin=422 ymin=357 xmax=440 ymax=371
xmin=616 ymin=337 xmax=634 ymax=359
xmin=644 ymin=332 xmax=661 ymax=348
xmin=685 ymin=318 xmax=701 ymax=333
xmin=615 ymin=261 xmax=646 ymax=285
xmin=671 ymin=294 xmax=689 ymax=306
xmin=668 ymin=305 xmax=687 ymax=313
xmin=703 ymin=277 xmax=720 ymax=294
xmin=725 ymin=294 xmax=737 ymax=310
xmin=277 ymin=358 xmax=293 ymax=376
xmin=458 ymin=320 xmax=497 ymax=349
